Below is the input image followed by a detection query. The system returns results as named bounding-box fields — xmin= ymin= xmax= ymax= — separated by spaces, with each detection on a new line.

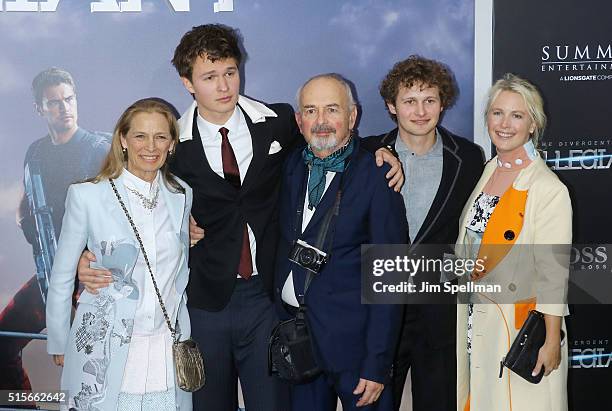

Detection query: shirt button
xmin=508 ymin=283 xmax=516 ymax=292
xmin=504 ymin=230 xmax=515 ymax=241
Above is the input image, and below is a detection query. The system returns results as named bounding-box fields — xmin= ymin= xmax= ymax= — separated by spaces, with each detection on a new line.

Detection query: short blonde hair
xmin=92 ymin=98 xmax=183 ymax=192
xmin=485 ymin=73 xmax=547 ymax=147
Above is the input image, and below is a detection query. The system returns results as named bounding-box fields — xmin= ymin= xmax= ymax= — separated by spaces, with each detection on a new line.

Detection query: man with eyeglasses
xmin=0 ymin=67 xmax=110 ymax=390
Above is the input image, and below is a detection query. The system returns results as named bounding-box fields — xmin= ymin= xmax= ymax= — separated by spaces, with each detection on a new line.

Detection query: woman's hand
xmin=532 ymin=314 xmax=562 ymax=377
xmin=532 ymin=340 xmax=561 ymax=377
xmin=52 ymin=354 xmax=64 ymax=367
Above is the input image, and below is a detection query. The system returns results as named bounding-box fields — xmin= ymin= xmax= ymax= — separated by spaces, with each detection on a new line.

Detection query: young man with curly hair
xmin=363 ymin=55 xmax=484 ymax=411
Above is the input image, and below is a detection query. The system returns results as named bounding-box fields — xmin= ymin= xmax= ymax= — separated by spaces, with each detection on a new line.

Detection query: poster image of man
xmin=0 ymin=67 xmax=110 ymax=390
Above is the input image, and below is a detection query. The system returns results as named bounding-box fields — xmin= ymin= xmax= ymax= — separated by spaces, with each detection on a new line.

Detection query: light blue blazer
xmin=46 ymin=172 xmax=192 ymax=410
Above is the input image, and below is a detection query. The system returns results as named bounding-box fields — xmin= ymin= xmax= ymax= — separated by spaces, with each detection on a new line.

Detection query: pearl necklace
xmin=496 ymin=157 xmax=525 ymax=169
xmin=496 ymin=140 xmax=538 ymax=169
xmin=126 ymin=185 xmax=160 ymax=210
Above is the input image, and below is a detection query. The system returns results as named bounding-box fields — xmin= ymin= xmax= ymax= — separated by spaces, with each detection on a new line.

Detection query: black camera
xmin=288 ymin=240 xmax=328 ymax=274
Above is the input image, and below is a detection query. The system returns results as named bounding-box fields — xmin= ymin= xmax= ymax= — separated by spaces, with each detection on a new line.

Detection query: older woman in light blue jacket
xmin=46 ymin=99 xmax=193 ymax=410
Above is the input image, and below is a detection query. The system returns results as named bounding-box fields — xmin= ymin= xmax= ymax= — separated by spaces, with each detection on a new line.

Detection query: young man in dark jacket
xmin=362 ymin=55 xmax=485 ymax=411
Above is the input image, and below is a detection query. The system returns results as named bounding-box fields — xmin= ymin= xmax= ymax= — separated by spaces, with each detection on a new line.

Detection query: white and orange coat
xmin=455 ymin=154 xmax=571 ymax=411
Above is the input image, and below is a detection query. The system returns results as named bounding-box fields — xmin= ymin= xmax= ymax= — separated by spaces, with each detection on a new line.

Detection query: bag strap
xmin=109 ymin=178 xmax=177 ymax=343
xmin=297 ymin=181 xmax=343 ymax=318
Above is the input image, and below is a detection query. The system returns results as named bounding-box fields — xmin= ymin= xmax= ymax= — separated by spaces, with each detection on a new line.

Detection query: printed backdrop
xmin=492 ymin=0 xmax=612 ymax=409
xmin=0 ymin=0 xmax=475 ymax=402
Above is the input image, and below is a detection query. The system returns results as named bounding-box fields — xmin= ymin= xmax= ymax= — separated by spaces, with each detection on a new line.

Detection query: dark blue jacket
xmin=274 ymin=138 xmax=408 ymax=383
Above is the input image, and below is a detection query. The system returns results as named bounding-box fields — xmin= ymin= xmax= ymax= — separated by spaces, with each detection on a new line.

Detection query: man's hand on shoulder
xmin=189 ymin=214 xmax=205 ymax=247
xmin=375 ymin=147 xmax=404 ymax=192
xmin=78 ymin=250 xmax=112 ymax=294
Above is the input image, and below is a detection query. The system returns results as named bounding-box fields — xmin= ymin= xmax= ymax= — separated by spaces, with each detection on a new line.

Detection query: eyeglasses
xmin=42 ymin=94 xmax=77 ymax=110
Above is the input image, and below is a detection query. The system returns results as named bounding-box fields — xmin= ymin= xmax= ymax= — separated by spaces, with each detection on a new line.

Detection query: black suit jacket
xmin=362 ymin=126 xmax=484 ymax=346
xmin=171 ymin=102 xmax=302 ymax=311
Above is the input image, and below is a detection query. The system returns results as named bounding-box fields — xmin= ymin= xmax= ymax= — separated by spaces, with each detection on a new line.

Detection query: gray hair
xmin=485 ymin=73 xmax=547 ymax=147
xmin=295 ymin=73 xmax=356 ymax=111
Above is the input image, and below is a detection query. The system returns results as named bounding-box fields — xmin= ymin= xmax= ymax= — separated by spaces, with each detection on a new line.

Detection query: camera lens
xmin=299 ymin=248 xmax=316 ymax=265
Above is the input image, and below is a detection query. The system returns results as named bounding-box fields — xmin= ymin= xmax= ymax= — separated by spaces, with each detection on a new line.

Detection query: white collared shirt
xmin=197 ymin=106 xmax=252 ymax=183
xmin=121 ymin=169 xmax=181 ymax=393
xmin=178 ymin=95 xmax=278 ymax=143
xmin=282 ymin=171 xmax=337 ymax=307
xmin=195 ymin=106 xmax=259 ymax=278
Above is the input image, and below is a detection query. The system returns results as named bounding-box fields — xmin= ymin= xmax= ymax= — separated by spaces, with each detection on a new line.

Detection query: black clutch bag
xmin=502 ymin=310 xmax=564 ymax=384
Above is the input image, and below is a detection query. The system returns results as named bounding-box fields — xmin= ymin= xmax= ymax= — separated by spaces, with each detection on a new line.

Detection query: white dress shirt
xmin=196 ymin=106 xmax=259 ymax=277
xmin=120 ymin=169 xmax=181 ymax=394
xmin=282 ymin=171 xmax=337 ymax=307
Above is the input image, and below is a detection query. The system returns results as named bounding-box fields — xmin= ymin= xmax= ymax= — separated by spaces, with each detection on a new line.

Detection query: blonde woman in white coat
xmin=46 ymin=99 xmax=193 ymax=410
xmin=455 ymin=74 xmax=570 ymax=411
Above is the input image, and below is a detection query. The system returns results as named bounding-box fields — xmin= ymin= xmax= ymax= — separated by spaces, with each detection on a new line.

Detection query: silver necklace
xmin=126 ymin=185 xmax=160 ymax=210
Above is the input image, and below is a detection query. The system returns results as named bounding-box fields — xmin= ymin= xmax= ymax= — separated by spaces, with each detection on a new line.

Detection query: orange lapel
xmin=472 ymin=187 xmax=528 ymax=281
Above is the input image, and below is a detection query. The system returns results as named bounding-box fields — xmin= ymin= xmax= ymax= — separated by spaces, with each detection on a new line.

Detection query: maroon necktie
xmin=220 ymin=127 xmax=253 ymax=279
